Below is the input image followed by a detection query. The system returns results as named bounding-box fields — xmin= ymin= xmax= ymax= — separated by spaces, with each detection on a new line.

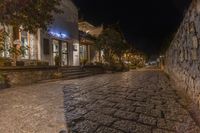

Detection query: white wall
xmin=73 ymin=40 xmax=80 ymax=66
xmin=39 ymin=0 xmax=79 ymax=66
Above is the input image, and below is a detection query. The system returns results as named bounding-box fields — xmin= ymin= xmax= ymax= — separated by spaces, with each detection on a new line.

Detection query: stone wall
xmin=0 ymin=66 xmax=58 ymax=86
xmin=165 ymin=0 xmax=200 ymax=107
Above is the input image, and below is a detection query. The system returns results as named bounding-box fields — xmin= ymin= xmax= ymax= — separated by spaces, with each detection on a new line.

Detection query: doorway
xmin=52 ymin=39 xmax=69 ymax=66
xmin=61 ymin=42 xmax=69 ymax=66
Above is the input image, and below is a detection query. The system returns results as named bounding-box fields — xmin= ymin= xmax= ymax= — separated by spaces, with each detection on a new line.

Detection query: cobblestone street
xmin=63 ymin=69 xmax=200 ymax=133
xmin=0 ymin=69 xmax=200 ymax=133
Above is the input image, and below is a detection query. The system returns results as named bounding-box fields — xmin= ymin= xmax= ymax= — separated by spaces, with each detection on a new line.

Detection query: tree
xmin=122 ymin=50 xmax=147 ymax=69
xmin=95 ymin=27 xmax=129 ymax=64
xmin=0 ymin=0 xmax=62 ymax=33
xmin=0 ymin=28 xmax=7 ymax=53
xmin=0 ymin=0 xmax=62 ymax=65
xmin=95 ymin=28 xmax=117 ymax=64
xmin=112 ymin=41 xmax=130 ymax=64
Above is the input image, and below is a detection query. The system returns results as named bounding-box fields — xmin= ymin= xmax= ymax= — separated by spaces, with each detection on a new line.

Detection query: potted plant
xmin=55 ymin=54 xmax=60 ymax=67
xmin=80 ymin=58 xmax=88 ymax=67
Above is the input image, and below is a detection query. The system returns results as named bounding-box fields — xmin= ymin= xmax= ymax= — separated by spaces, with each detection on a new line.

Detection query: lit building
xmin=78 ymin=21 xmax=103 ymax=64
xmin=0 ymin=0 xmax=79 ymax=66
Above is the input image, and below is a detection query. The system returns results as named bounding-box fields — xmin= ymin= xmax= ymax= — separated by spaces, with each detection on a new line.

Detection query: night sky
xmin=74 ymin=0 xmax=191 ymax=56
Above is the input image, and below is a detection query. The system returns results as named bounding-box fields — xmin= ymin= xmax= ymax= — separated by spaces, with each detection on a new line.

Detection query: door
xmin=20 ymin=31 xmax=29 ymax=59
xmin=52 ymin=39 xmax=59 ymax=65
xmin=61 ymin=42 xmax=68 ymax=66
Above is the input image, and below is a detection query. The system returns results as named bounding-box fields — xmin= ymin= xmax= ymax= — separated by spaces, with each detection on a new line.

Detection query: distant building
xmin=0 ymin=0 xmax=79 ymax=66
xmin=78 ymin=21 xmax=103 ymax=64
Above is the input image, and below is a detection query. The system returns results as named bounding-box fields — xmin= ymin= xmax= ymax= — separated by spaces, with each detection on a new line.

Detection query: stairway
xmin=59 ymin=66 xmax=93 ymax=80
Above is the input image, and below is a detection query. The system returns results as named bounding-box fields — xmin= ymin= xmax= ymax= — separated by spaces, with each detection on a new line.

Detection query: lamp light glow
xmin=49 ymin=31 xmax=69 ymax=39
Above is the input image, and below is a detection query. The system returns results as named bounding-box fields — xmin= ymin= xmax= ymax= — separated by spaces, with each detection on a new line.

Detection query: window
xmin=0 ymin=26 xmax=11 ymax=58
xmin=20 ymin=31 xmax=29 ymax=59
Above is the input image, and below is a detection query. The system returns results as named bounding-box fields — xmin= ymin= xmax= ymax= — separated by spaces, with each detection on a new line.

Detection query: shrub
xmin=36 ymin=61 xmax=49 ymax=66
xmin=0 ymin=58 xmax=12 ymax=67
xmin=80 ymin=58 xmax=88 ymax=66
xmin=129 ymin=64 xmax=137 ymax=69
xmin=103 ymin=63 xmax=129 ymax=72
xmin=94 ymin=62 xmax=104 ymax=66
xmin=54 ymin=55 xmax=60 ymax=66
xmin=52 ymin=72 xmax=62 ymax=79
xmin=16 ymin=61 xmax=25 ymax=66
xmin=8 ymin=44 xmax=29 ymax=66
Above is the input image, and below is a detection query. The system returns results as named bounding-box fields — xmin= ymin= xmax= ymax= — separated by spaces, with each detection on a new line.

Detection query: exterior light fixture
xmin=160 ymin=55 xmax=164 ymax=58
xmin=49 ymin=31 xmax=69 ymax=39
xmin=86 ymin=30 xmax=90 ymax=34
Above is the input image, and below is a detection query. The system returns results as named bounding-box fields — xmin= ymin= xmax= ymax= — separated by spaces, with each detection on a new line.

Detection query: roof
xmin=78 ymin=21 xmax=103 ymax=37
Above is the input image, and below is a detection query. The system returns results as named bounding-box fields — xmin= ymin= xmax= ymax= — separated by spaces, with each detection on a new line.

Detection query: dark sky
xmin=73 ymin=0 xmax=191 ymax=56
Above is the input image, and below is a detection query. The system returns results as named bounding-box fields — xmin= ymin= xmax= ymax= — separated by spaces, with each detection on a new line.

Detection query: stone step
xmin=61 ymin=69 xmax=83 ymax=73
xmin=38 ymin=72 xmax=93 ymax=83
xmin=59 ymin=66 xmax=81 ymax=71
xmin=38 ymin=66 xmax=94 ymax=81
xmin=60 ymin=66 xmax=93 ymax=80
xmin=63 ymin=73 xmax=93 ymax=80
xmin=59 ymin=67 xmax=83 ymax=73
xmin=62 ymin=71 xmax=92 ymax=77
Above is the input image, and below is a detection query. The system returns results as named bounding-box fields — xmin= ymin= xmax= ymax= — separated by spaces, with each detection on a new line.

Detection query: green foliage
xmin=0 ymin=0 xmax=62 ymax=64
xmin=80 ymin=57 xmax=88 ymax=66
xmin=8 ymin=44 xmax=29 ymax=61
xmin=123 ymin=50 xmax=147 ymax=69
xmin=0 ymin=0 xmax=62 ymax=33
xmin=52 ymin=72 xmax=62 ymax=79
xmin=102 ymin=63 xmax=129 ymax=72
xmin=95 ymin=27 xmax=130 ymax=65
xmin=0 ymin=28 xmax=30 ymax=64
xmin=0 ymin=28 xmax=8 ymax=53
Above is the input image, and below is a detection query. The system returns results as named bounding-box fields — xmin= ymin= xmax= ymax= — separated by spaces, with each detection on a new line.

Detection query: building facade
xmin=0 ymin=0 xmax=79 ymax=66
xmin=78 ymin=21 xmax=103 ymax=64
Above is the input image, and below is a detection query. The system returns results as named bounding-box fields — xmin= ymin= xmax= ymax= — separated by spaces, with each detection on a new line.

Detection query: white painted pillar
xmin=37 ymin=29 xmax=41 ymax=60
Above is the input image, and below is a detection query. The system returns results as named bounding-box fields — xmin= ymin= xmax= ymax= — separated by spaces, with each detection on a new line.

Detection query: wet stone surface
xmin=63 ymin=70 xmax=200 ymax=133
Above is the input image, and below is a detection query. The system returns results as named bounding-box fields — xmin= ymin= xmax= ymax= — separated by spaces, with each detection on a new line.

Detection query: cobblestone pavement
xmin=0 ymin=81 xmax=67 ymax=133
xmin=63 ymin=70 xmax=200 ymax=133
xmin=0 ymin=69 xmax=200 ymax=133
